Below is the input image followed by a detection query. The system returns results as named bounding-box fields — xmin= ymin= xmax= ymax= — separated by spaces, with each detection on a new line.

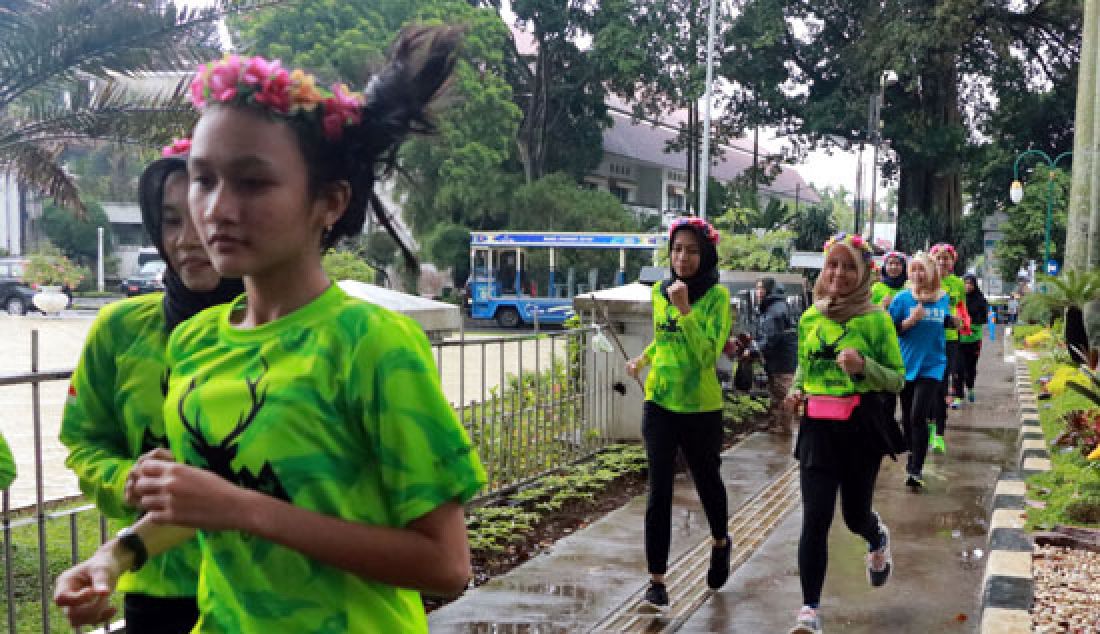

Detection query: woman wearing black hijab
xmin=59 ymin=144 xmax=243 ymax=633
xmin=959 ymin=274 xmax=989 ymax=402
xmin=626 ymin=217 xmax=733 ymax=611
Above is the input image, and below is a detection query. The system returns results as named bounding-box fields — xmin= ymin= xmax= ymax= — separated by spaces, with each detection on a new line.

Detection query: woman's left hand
xmin=132 ymin=458 xmax=253 ymax=531
xmin=836 ymin=347 xmax=865 ymax=376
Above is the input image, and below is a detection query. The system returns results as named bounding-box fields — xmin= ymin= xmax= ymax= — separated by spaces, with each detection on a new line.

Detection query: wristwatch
xmin=116 ymin=526 xmax=148 ymax=572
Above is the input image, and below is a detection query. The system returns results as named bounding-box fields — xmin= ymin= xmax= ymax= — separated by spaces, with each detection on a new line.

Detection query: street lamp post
xmin=868 ymin=70 xmax=897 ymax=246
xmin=1009 ymin=149 xmax=1072 ymax=270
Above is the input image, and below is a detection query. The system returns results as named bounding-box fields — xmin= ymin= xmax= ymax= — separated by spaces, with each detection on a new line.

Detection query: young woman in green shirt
xmin=58 ymin=148 xmax=244 ymax=632
xmin=783 ymin=233 xmax=905 ymax=634
xmin=870 ymin=250 xmax=907 ymax=307
xmin=627 ymin=216 xmax=733 ymax=611
xmin=55 ymin=26 xmax=486 ymax=633
xmin=930 ymin=243 xmax=970 ymax=452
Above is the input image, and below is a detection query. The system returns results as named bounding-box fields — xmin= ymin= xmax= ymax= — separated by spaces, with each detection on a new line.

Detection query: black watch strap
xmin=117 ymin=527 xmax=148 ymax=572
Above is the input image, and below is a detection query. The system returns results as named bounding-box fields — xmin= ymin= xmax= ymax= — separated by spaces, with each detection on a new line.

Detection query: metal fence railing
xmin=1 ymin=325 xmax=614 ymax=632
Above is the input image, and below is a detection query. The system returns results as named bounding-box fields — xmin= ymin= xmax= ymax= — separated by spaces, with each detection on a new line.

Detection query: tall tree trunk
xmin=1067 ymin=0 xmax=1098 ymax=271
xmin=897 ymin=53 xmax=963 ymax=250
xmin=517 ymin=32 xmax=550 ymax=184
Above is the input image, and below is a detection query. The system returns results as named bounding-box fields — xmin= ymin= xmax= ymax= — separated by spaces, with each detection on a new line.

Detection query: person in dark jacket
xmin=959 ymin=274 xmax=989 ymax=402
xmin=753 ymin=277 xmax=799 ymax=433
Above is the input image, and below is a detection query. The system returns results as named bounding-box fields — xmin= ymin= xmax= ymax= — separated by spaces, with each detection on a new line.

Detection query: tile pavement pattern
xmin=979 ymin=361 xmax=1047 ymax=634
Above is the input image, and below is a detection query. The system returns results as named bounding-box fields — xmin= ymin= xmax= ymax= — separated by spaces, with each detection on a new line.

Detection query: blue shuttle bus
xmin=467 ymin=231 xmax=665 ymax=327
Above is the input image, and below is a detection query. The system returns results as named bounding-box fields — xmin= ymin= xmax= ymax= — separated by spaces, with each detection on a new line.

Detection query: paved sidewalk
xmin=430 ymin=337 xmax=1019 ymax=632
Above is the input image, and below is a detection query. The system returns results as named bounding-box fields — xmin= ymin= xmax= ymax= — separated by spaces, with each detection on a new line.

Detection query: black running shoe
xmin=904 ymin=473 xmax=924 ymax=492
xmin=641 ymin=581 xmax=669 ymax=612
xmin=707 ymin=536 xmax=732 ymax=589
xmin=866 ymin=518 xmax=892 ymax=588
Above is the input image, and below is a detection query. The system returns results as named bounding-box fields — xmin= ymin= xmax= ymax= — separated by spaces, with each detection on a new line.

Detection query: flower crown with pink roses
xmin=668 ymin=216 xmax=721 ymax=245
xmin=161 ymin=138 xmax=190 ymax=158
xmin=823 ymin=231 xmax=874 ymax=262
xmin=188 ymin=55 xmax=365 ymax=142
xmin=929 ymin=243 xmax=957 ymax=260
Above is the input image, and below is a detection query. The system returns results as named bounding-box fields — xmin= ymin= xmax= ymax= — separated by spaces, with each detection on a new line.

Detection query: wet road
xmin=430 ymin=337 xmax=1018 ymax=632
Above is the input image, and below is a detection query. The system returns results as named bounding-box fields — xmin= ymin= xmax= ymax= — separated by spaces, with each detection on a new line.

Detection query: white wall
xmin=0 ymin=172 xmax=22 ymax=255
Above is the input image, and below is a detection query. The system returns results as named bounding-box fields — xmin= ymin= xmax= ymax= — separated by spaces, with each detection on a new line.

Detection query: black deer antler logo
xmin=177 ymin=358 xmax=290 ymax=502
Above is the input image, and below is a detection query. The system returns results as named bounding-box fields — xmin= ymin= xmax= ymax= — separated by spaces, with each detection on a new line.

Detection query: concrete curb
xmin=980 ymin=360 xmax=1049 ymax=633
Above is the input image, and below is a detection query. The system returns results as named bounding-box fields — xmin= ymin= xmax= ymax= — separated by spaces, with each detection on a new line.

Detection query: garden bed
xmin=1020 ymin=348 xmax=1100 ymax=632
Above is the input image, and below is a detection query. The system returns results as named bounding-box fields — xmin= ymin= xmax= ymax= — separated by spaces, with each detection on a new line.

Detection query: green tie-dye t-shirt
xmin=643 ymin=283 xmax=732 ymax=413
xmin=871 ymin=282 xmax=897 ymax=305
xmin=0 ymin=432 xmax=14 ymax=490
xmin=942 ymin=274 xmax=965 ymax=342
xmin=794 ymin=306 xmax=905 ymax=397
xmin=59 ymin=292 xmax=200 ymax=597
xmin=164 ymin=284 xmax=486 ymax=634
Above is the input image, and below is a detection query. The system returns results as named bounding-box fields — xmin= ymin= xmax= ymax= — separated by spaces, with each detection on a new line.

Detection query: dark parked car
xmin=0 ymin=257 xmax=72 ymax=315
xmin=119 ymin=259 xmax=167 ymax=297
xmin=0 ymin=279 xmax=36 ymax=315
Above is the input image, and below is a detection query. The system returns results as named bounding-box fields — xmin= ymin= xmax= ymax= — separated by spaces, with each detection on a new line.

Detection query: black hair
xmin=287 ymin=25 xmax=463 ymax=270
xmin=137 ymin=157 xmax=245 ymax=332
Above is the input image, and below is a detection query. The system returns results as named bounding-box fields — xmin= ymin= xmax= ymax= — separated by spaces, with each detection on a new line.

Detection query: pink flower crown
xmin=189 ymin=55 xmax=365 ymax=141
xmin=883 ymin=250 xmax=907 ymax=262
xmin=929 ymin=243 xmax=957 ymax=259
xmin=162 ymin=138 xmax=191 ymax=157
xmin=823 ymin=232 xmax=874 ymax=261
xmin=669 ymin=216 xmax=721 ymax=245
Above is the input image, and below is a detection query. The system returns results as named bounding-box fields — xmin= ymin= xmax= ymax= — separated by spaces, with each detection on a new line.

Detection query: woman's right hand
xmin=125 ymin=448 xmax=175 ymax=508
xmin=908 ymin=302 xmax=925 ymax=322
xmin=53 ymin=546 xmax=125 ymax=626
xmin=626 ymin=355 xmax=646 ymax=379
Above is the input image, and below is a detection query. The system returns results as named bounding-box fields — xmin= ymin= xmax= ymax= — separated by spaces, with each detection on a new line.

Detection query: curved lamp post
xmin=1009 ymin=149 xmax=1072 ymax=268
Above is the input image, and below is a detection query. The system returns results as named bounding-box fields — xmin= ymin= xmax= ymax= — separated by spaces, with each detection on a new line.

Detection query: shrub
xmin=23 ymin=249 xmax=87 ymax=288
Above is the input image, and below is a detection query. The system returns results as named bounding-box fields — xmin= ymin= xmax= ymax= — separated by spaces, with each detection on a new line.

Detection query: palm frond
xmin=0 ymin=0 xmax=282 ymax=109
xmin=0 ymin=77 xmax=196 ymax=217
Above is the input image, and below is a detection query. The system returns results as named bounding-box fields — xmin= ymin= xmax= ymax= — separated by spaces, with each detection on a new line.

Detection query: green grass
xmin=1 ymin=503 xmax=121 ymax=633
xmin=1023 ymin=358 xmax=1100 ymax=530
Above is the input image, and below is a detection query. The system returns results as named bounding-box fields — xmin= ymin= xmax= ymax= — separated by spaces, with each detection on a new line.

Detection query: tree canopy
xmin=723 ymin=0 xmax=1081 ymax=249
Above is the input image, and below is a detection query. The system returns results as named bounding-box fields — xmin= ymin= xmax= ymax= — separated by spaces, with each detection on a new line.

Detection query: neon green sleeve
xmin=790 ymin=363 xmax=804 ymax=394
xmin=864 ymin=311 xmax=905 ymax=394
xmin=59 ymin=317 xmax=136 ymax=518
xmin=678 ymin=285 xmax=732 ymax=370
xmin=364 ymin=316 xmax=487 ymax=527
xmin=0 ymin=432 xmax=15 ymax=490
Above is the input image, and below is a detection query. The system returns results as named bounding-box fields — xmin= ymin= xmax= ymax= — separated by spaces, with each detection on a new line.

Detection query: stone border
xmin=979 ymin=360 xmax=1050 ymax=633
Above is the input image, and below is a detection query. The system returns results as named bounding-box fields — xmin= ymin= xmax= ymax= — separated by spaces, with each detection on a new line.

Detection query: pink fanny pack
xmin=805 ymin=394 xmax=861 ymax=421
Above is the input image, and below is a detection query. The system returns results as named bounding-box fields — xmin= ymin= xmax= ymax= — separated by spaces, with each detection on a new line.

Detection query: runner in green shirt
xmin=870 ymin=250 xmax=907 ymax=307
xmin=59 ymin=149 xmax=243 ymax=633
xmin=627 ymin=217 xmax=733 ymax=611
xmin=929 ymin=243 xmax=970 ymax=453
xmin=783 ymin=232 xmax=904 ymax=634
xmin=55 ymin=27 xmax=486 ymax=633
xmin=0 ymin=432 xmax=14 ymax=491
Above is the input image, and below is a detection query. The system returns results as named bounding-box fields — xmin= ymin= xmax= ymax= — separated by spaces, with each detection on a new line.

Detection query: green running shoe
xmin=933 ymin=434 xmax=946 ymax=454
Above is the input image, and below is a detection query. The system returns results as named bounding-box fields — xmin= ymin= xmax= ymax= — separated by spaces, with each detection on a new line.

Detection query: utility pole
xmin=697 ymin=0 xmax=719 ymax=221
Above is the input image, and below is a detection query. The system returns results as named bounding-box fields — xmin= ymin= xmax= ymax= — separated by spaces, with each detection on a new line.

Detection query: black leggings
xmin=959 ymin=341 xmax=981 ymax=391
xmin=934 ymin=341 xmax=959 ymax=435
xmin=642 ymin=401 xmax=728 ymax=576
xmin=798 ymin=454 xmax=884 ymax=607
xmin=124 ymin=593 xmax=199 ymax=634
xmin=901 ymin=378 xmax=939 ymax=476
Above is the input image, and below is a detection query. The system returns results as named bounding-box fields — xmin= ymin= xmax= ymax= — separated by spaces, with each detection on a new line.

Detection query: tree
xmin=724 ymin=0 xmax=1081 ymax=247
xmin=1 ymin=1 xmax=269 ymax=215
xmin=235 ymin=0 xmax=523 ymax=236
xmin=592 ymin=0 xmax=740 ymax=213
xmin=498 ymin=0 xmax=613 ymax=182
xmin=717 ymin=229 xmax=794 ymax=273
xmin=791 ymin=205 xmax=836 ymax=252
xmin=423 ymin=222 xmax=472 ymax=286
xmin=994 ymin=165 xmax=1070 ymax=281
xmin=39 ymin=200 xmax=114 ymax=266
